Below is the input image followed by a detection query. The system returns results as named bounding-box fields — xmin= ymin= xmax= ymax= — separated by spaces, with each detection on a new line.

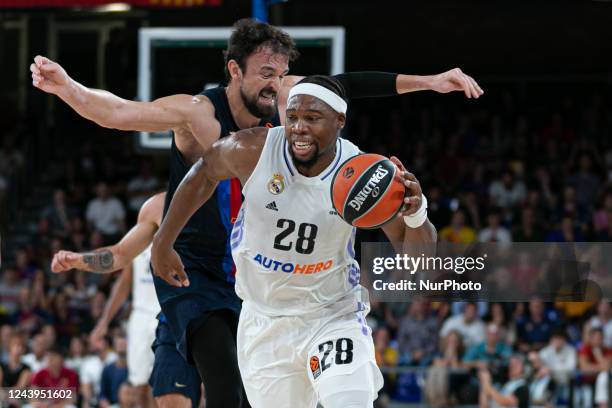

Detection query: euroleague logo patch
xmin=343 ymin=166 xmax=355 ymax=179
xmin=310 ymin=356 xmax=321 ymax=379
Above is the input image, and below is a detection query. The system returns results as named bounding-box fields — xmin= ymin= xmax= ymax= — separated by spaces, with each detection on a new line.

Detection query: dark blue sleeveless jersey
xmin=154 ymin=86 xmax=281 ymax=308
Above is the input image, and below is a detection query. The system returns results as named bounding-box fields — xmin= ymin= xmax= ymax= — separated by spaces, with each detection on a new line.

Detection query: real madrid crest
xmin=267 ymin=173 xmax=285 ymax=195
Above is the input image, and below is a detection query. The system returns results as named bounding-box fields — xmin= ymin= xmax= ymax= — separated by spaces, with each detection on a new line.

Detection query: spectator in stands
xmin=463 ymin=323 xmax=512 ymax=378
xmin=433 ymin=330 xmax=465 ymax=369
xmin=30 ymin=270 xmax=50 ymax=313
xmin=577 ymin=327 xmax=612 ymax=408
xmin=567 ymin=152 xmax=602 ymax=209
xmin=21 ymin=333 xmax=47 ymax=373
xmin=478 ymin=354 xmax=529 ymax=408
xmin=0 ymin=138 xmax=25 ymax=183
xmin=488 ymin=169 xmax=526 ymax=210
xmin=593 ymin=190 xmax=612 ymax=234
xmin=82 ymin=290 xmax=107 ymax=334
xmin=508 ymin=252 xmax=540 ymax=294
xmin=126 ymin=162 xmax=159 ymax=222
xmin=15 ymin=248 xmax=36 ymax=281
xmin=477 ymin=208 xmax=512 ymax=243
xmin=0 ymin=334 xmax=31 ymax=388
xmin=373 ymin=326 xmax=398 ymax=407
xmin=367 ymin=299 xmax=398 ymax=335
xmin=539 ymin=329 xmax=576 ymax=403
xmin=14 ymin=286 xmax=44 ymax=334
xmin=30 ymin=346 xmax=79 ymax=406
xmin=68 ymin=216 xmax=87 ymax=252
xmin=440 ymin=302 xmax=486 ymax=349
xmin=426 ymin=330 xmax=466 ymax=407
xmin=585 ymin=300 xmax=612 ymax=348
xmin=439 ymin=209 xmax=477 ymax=244
xmin=42 ymin=189 xmax=73 ymax=239
xmin=99 ymin=334 xmax=129 ymax=408
xmin=0 ymin=325 xmax=14 ymax=364
xmin=65 ymin=336 xmax=86 ymax=375
xmin=65 ymin=270 xmax=97 ymax=314
xmin=434 ymin=301 xmax=452 ymax=327
xmin=0 ymin=266 xmax=23 ymax=317
xmin=85 ymin=182 xmax=126 ymax=242
xmin=598 ymin=215 xmax=612 ymax=240
xmin=527 ymin=351 xmax=554 ymax=407
xmin=397 ymin=299 xmax=438 ymax=366
xmin=484 ymin=303 xmax=517 ymax=346
xmin=517 ymin=298 xmax=558 ymax=352
xmin=80 ymin=336 xmax=116 ymax=408
xmin=425 ymin=185 xmax=452 ymax=229
xmin=52 ymin=292 xmax=79 ymax=348
xmin=546 ymin=215 xmax=586 ymax=242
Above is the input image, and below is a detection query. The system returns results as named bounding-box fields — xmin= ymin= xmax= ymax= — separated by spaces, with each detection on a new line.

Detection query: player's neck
xmin=226 ymin=84 xmax=263 ymax=129
xmin=294 ymin=147 xmax=336 ymax=178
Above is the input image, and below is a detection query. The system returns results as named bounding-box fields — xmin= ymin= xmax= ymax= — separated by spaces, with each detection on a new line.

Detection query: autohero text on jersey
xmin=253 ymin=253 xmax=333 ymax=274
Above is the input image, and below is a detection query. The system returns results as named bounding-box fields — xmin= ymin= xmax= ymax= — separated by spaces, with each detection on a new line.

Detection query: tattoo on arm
xmin=82 ymin=250 xmax=115 ymax=272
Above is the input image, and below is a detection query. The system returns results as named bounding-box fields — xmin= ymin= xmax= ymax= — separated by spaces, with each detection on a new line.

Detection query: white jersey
xmin=231 ymin=126 xmax=366 ymax=317
xmin=131 ymin=244 xmax=161 ymax=315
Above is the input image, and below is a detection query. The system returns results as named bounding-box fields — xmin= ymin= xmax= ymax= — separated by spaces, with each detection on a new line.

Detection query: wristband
xmin=403 ymin=194 xmax=428 ymax=228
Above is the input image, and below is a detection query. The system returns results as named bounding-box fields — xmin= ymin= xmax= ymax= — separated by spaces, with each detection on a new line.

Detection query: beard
xmin=240 ymin=86 xmax=277 ymax=118
xmin=289 ymin=144 xmax=320 ymax=168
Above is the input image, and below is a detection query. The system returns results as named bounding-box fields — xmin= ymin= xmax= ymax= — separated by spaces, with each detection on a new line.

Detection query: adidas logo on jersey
xmin=265 ymin=201 xmax=278 ymax=211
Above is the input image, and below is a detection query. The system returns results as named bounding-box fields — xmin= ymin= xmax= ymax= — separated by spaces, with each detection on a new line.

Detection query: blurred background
xmin=1 ymin=0 xmax=612 ymax=406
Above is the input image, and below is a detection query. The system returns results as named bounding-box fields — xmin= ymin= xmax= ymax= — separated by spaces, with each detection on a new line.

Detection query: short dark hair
xmin=551 ymin=327 xmax=567 ymax=339
xmin=590 ymin=326 xmax=604 ymax=336
xmin=296 ymin=75 xmax=348 ymax=102
xmin=47 ymin=345 xmax=65 ymax=356
xmin=224 ymin=18 xmax=299 ymax=82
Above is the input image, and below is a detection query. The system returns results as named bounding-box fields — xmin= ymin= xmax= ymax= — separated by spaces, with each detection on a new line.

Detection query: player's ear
xmin=228 ymin=60 xmax=242 ymax=81
xmin=337 ymin=113 xmax=346 ymax=130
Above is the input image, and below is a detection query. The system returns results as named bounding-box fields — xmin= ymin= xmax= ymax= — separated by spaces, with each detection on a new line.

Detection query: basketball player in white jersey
xmin=51 ymin=192 xmax=201 ymax=408
xmin=152 ymin=75 xmax=437 ymax=408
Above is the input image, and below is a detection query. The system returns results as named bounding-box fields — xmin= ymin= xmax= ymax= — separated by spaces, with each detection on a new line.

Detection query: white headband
xmin=287 ymin=83 xmax=347 ymax=114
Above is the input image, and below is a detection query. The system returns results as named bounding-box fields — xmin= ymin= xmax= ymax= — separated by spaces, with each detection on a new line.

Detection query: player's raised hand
xmin=51 ymin=250 xmax=81 ymax=273
xmin=430 ymin=68 xmax=483 ymax=99
xmin=389 ymin=156 xmax=423 ymax=218
xmin=89 ymin=320 xmax=109 ymax=345
xmin=30 ymin=55 xmax=71 ymax=95
xmin=150 ymin=245 xmax=190 ymax=288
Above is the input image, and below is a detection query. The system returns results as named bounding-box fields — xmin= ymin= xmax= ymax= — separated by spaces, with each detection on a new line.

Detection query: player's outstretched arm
xmin=281 ymin=68 xmax=482 ymax=102
xmin=151 ymin=127 xmax=267 ymax=287
xmin=381 ymin=156 xmax=437 ymax=255
xmin=50 ymin=193 xmax=164 ymax=274
xmin=278 ymin=70 xmax=483 ymax=118
xmin=31 ymin=55 xmax=195 ymax=132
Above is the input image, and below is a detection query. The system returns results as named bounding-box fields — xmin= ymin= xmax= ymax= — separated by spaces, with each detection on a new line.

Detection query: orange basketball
xmin=330 ymin=153 xmax=406 ymax=229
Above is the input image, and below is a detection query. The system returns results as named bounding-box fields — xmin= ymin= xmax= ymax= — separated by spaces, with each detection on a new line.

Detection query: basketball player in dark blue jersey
xmin=31 ymin=19 xmax=483 ymax=408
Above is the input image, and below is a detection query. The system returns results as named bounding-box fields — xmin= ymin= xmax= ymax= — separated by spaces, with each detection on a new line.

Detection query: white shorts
xmin=237 ymin=304 xmax=383 ymax=408
xmin=127 ymin=309 xmax=158 ymax=386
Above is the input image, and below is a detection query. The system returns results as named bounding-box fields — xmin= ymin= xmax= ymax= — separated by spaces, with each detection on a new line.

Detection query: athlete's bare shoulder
xmin=180 ymin=93 xmax=216 ymax=122
xmin=137 ymin=192 xmax=166 ymax=228
xmin=173 ymin=94 xmax=222 ymax=158
xmin=230 ymin=126 xmax=269 ymax=152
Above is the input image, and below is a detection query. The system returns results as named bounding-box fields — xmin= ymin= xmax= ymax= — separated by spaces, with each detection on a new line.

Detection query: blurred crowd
xmin=370 ymin=299 xmax=612 ymax=407
xmin=0 ymin=85 xmax=611 ymax=407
